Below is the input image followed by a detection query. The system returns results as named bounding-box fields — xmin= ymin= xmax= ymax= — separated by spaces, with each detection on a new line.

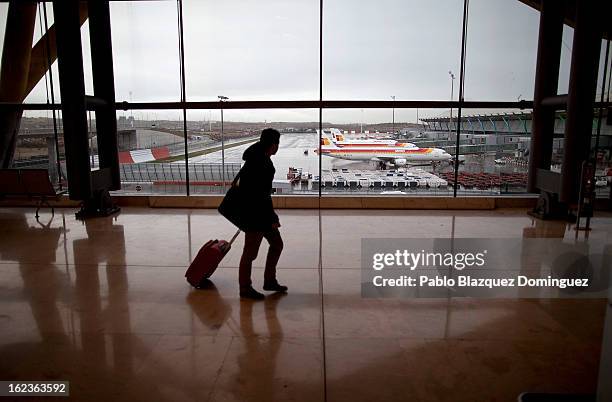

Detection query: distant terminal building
xmin=420 ymin=110 xmax=612 ymax=156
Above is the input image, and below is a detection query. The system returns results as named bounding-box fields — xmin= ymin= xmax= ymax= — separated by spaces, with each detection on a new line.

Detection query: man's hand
xmin=272 ymin=222 xmax=281 ymax=229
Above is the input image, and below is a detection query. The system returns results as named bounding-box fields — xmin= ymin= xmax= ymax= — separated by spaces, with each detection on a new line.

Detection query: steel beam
xmin=527 ymin=0 xmax=565 ymax=193
xmin=0 ymin=1 xmax=37 ymax=168
xmin=560 ymin=0 xmax=604 ymax=203
xmin=25 ymin=2 xmax=89 ymax=97
xmin=53 ymin=0 xmax=92 ymax=200
xmin=88 ymin=0 xmax=120 ymax=190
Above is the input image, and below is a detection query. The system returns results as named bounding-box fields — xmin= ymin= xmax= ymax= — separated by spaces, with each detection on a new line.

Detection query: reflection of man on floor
xmin=187 ymin=281 xmax=286 ymax=401
xmin=234 ymin=295 xmax=285 ymax=401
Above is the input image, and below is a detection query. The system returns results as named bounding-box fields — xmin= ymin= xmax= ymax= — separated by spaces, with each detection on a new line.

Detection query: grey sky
xmin=2 ymin=0 xmax=608 ymax=124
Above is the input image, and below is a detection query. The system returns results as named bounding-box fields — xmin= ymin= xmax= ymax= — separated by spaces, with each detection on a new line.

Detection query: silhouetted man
xmin=238 ymin=128 xmax=287 ymax=300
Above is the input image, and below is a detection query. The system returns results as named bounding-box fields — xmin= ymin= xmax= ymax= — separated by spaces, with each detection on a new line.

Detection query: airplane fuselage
xmin=318 ymin=146 xmax=452 ymax=163
xmin=316 ymin=129 xmax=451 ymax=165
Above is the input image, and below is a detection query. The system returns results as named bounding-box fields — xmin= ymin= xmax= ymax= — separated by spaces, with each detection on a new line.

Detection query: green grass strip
xmin=155 ymin=137 xmax=258 ymax=162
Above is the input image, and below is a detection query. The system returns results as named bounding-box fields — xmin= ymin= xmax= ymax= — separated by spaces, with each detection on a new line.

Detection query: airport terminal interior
xmin=1 ymin=208 xmax=611 ymax=402
xmin=1 ymin=0 xmax=612 ymax=401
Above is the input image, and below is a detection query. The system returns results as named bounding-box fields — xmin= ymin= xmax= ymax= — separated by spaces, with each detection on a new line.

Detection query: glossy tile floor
xmin=0 ymin=207 xmax=610 ymax=402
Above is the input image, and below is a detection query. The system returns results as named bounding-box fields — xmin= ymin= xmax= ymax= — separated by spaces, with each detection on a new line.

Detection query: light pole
xmin=360 ymin=109 xmax=364 ymax=134
xmin=129 ymin=91 xmax=133 ymax=126
xmin=218 ymin=95 xmax=229 ymax=191
xmin=448 ymin=71 xmax=455 ymax=139
xmin=391 ymin=95 xmax=396 ymax=135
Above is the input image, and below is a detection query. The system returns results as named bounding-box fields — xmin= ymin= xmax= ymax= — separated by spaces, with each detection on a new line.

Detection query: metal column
xmin=527 ymin=0 xmax=564 ymax=193
xmin=560 ymin=0 xmax=604 ymax=203
xmin=88 ymin=0 xmax=120 ymax=190
xmin=53 ymin=0 xmax=92 ymax=200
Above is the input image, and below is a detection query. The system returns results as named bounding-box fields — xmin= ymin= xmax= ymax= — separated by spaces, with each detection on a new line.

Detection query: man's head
xmin=260 ymin=128 xmax=280 ymax=156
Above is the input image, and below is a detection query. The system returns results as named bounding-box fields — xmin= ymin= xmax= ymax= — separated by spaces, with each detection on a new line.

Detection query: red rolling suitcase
xmin=185 ymin=230 xmax=241 ymax=288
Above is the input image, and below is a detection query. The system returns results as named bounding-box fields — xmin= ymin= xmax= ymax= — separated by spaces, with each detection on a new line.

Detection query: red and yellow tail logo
xmin=321 ymin=137 xmax=331 ymax=146
xmin=335 ymin=134 xmax=345 ymax=142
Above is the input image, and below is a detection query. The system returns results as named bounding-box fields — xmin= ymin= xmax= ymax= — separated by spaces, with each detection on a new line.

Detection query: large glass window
xmin=452 ymin=108 xmax=532 ymax=195
xmin=595 ymin=40 xmax=611 ymax=101
xmin=558 ymin=25 xmax=574 ymax=95
xmin=185 ymin=108 xmax=319 ymax=194
xmin=320 ymin=108 xmax=455 ymax=196
xmin=80 ymin=19 xmax=94 ymax=96
xmin=464 ymin=0 xmax=539 ymax=101
xmin=110 ymin=1 xmax=181 ymax=102
xmin=593 ymin=39 xmax=612 ymax=199
xmin=13 ymin=110 xmax=66 ymax=190
xmin=23 ymin=4 xmax=62 ymax=104
xmin=10 ymin=0 xmax=563 ymax=197
xmin=111 ymin=109 xmax=188 ymax=195
xmin=0 ymin=3 xmax=7 ymax=71
xmin=323 ymin=0 xmax=463 ymax=100
xmin=182 ymin=0 xmax=319 ymax=101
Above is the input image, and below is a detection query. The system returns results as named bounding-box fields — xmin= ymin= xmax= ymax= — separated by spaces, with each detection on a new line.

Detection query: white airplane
xmin=319 ymin=128 xmax=416 ymax=148
xmin=315 ymin=136 xmax=452 ymax=167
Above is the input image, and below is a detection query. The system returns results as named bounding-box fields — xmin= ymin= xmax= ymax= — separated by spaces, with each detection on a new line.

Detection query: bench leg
xmin=36 ymin=197 xmax=53 ymax=220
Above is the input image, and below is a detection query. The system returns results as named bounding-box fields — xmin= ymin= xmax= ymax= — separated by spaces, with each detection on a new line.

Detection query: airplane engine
xmin=393 ymin=158 xmax=407 ymax=166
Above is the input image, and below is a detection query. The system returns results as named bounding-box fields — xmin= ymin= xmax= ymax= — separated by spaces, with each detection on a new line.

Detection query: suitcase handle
xmin=229 ymin=229 xmax=241 ymax=245
xmin=202 ymin=239 xmax=215 ymax=249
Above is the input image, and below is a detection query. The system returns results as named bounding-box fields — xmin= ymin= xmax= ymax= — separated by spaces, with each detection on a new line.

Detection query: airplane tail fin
xmin=329 ymin=128 xmax=344 ymax=143
xmin=320 ymin=136 xmax=339 ymax=148
xmin=317 ymin=129 xmax=339 ymax=148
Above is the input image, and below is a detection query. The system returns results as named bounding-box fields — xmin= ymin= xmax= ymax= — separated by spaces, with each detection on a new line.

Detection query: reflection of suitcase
xmin=185 ymin=230 xmax=240 ymax=288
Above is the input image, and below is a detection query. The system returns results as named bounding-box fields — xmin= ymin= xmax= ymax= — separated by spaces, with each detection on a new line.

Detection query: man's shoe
xmin=240 ymin=287 xmax=265 ymax=300
xmin=263 ymin=281 xmax=288 ymax=293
